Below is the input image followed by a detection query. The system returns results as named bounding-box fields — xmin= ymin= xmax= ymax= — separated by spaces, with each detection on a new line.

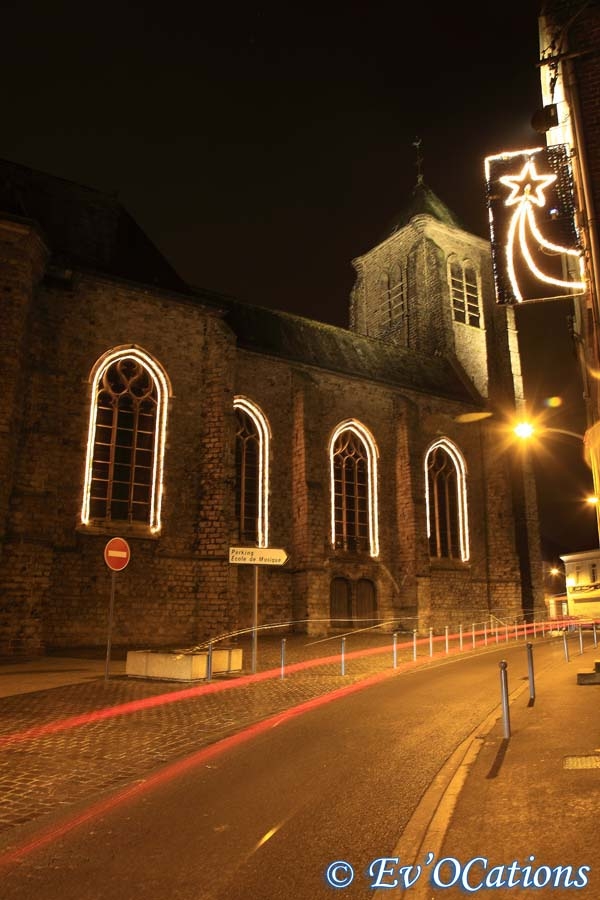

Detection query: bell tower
xmin=348 ymin=145 xmax=516 ymax=403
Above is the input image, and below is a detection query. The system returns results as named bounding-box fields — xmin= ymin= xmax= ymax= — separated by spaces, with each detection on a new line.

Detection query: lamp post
xmin=512 ymin=421 xmax=600 ymax=538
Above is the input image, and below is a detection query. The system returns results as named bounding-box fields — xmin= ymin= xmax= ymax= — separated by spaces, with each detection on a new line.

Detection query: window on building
xmin=425 ymin=438 xmax=469 ymax=561
xmin=591 ymin=563 xmax=597 ymax=583
xmin=234 ymin=397 xmax=270 ymax=547
xmin=389 ymin=265 xmax=407 ymax=326
xmin=82 ymin=348 xmax=169 ymax=532
xmin=449 ymin=257 xmax=481 ymax=328
xmin=368 ymin=267 xmax=408 ymax=338
xmin=330 ymin=420 xmax=379 ymax=556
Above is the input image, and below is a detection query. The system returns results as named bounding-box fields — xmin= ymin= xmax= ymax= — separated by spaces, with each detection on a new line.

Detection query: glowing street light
xmin=512 ymin=421 xmax=599 ymax=508
xmin=514 ymin=421 xmax=535 ymax=439
xmin=512 ymin=421 xmax=588 ymax=443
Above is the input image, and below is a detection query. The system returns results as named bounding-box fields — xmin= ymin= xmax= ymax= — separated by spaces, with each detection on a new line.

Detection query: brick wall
xmin=0 ymin=213 xmax=542 ymax=653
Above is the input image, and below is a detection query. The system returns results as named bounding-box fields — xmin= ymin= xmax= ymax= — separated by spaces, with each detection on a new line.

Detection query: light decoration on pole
xmin=485 ymin=146 xmax=586 ymax=304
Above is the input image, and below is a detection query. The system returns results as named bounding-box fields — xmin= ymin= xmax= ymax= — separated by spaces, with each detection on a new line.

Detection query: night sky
xmin=2 ymin=1 xmax=596 ymax=555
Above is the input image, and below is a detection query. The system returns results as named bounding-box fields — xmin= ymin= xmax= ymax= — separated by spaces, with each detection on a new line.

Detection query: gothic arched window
xmin=425 ymin=438 xmax=469 ymax=561
xmin=234 ymin=397 xmax=270 ymax=547
xmin=329 ymin=420 xmax=379 ymax=557
xmin=449 ymin=256 xmax=481 ymax=328
xmin=81 ymin=347 xmax=170 ymax=532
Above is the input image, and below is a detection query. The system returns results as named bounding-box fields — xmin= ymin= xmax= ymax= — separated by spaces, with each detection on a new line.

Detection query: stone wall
xmin=0 ymin=215 xmax=541 ymax=653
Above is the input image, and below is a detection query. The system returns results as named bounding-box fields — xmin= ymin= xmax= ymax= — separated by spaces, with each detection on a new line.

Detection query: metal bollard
xmin=206 ymin=641 xmax=213 ymax=683
xmin=499 ymin=660 xmax=511 ymax=738
xmin=563 ymin=630 xmax=570 ymax=662
xmin=459 ymin=623 xmax=463 ymax=651
xmin=593 ymin=622 xmax=598 ymax=649
xmin=526 ymin=642 xmax=535 ymax=703
xmin=429 ymin=627 xmax=433 ymax=657
xmin=393 ymin=632 xmax=398 ymax=669
xmin=341 ymin=636 xmax=346 ymax=675
xmin=579 ymin=626 xmax=584 ymax=656
xmin=472 ymin=622 xmax=476 ymax=649
xmin=484 ymin=622 xmax=488 ymax=646
xmin=413 ymin=629 xmax=417 ymax=662
xmin=445 ymin=625 xmax=449 ymax=655
xmin=280 ymin=638 xmax=286 ymax=679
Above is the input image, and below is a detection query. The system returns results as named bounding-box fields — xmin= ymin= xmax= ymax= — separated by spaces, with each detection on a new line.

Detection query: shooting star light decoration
xmin=485 ymin=147 xmax=586 ymax=304
xmin=499 ymin=158 xmax=585 ymax=301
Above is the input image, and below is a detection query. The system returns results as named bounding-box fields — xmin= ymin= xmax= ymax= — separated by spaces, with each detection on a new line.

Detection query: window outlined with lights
xmin=81 ymin=346 xmax=170 ymax=533
xmin=233 ymin=396 xmax=270 ymax=548
xmin=329 ymin=420 xmax=379 ymax=557
xmin=425 ymin=437 xmax=469 ymax=562
xmin=448 ymin=256 xmax=481 ymax=328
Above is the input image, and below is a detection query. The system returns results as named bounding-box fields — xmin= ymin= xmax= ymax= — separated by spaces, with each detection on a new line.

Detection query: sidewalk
xmin=401 ymin=639 xmax=600 ymax=898
xmin=1 ymin=632 xmax=599 ymax=898
xmin=0 ymin=652 xmax=125 ymax=698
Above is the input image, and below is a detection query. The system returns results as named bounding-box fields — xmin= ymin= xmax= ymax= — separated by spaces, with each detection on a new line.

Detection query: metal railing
xmin=178 ymin=613 xmax=598 ymax=679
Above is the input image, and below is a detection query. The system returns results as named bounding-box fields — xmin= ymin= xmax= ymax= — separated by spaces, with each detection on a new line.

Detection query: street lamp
xmin=513 ymin=422 xmax=591 ymax=444
xmin=512 ymin=420 xmax=600 ymax=523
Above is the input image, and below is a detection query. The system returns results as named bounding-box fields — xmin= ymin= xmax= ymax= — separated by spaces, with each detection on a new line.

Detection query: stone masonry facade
xmin=0 ymin=165 xmax=544 ymax=654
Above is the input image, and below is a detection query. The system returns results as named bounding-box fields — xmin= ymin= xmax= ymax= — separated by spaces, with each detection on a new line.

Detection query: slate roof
xmin=0 ymin=158 xmax=187 ymax=293
xmin=195 ymin=290 xmax=482 ymax=404
xmin=388 ymin=179 xmax=462 ymax=234
xmin=0 ymin=158 xmax=482 ymax=405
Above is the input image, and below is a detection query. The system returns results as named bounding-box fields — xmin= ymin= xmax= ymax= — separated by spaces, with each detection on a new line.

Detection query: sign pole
xmin=103 ymin=537 xmax=131 ymax=682
xmin=105 ymin=570 xmax=116 ymax=682
xmin=227 ymin=546 xmax=288 ymax=676
xmin=252 ymin=564 xmax=258 ymax=674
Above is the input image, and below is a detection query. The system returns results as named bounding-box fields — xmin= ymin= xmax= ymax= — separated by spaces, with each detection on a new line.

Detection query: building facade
xmin=0 ymin=160 xmax=544 ymax=655
xmin=561 ymin=548 xmax=600 ymax=619
xmin=535 ymin=2 xmax=600 ymax=533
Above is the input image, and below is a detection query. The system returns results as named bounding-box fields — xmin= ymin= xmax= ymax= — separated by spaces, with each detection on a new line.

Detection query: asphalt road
xmin=1 ymin=642 xmax=552 ymax=900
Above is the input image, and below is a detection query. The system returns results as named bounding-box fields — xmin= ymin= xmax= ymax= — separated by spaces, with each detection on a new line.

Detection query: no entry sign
xmin=104 ymin=537 xmax=131 ymax=571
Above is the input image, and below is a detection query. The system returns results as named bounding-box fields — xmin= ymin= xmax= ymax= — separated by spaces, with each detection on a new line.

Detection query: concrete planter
xmin=125 ymin=648 xmax=243 ymax=681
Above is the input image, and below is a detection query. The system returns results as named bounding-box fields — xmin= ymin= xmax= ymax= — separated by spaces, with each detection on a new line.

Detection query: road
xmin=0 ymin=641 xmax=557 ymax=900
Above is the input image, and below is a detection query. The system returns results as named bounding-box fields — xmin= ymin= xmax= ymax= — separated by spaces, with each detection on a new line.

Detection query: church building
xmin=0 ymin=159 xmax=544 ymax=654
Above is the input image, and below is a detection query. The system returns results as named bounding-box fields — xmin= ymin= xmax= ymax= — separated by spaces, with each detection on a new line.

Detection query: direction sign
xmin=104 ymin=537 xmax=131 ymax=571
xmin=229 ymin=547 xmax=288 ymax=566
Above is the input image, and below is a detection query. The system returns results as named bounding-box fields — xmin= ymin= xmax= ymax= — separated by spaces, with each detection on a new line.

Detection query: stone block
xmin=125 ymin=647 xmax=243 ymax=681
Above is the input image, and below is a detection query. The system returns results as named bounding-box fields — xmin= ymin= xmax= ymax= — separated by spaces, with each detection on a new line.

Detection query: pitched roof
xmin=388 ymin=180 xmax=462 ymax=234
xmin=0 ymin=158 xmax=187 ymax=293
xmin=196 ymin=290 xmax=482 ymax=403
xmin=0 ymin=158 xmax=482 ymax=405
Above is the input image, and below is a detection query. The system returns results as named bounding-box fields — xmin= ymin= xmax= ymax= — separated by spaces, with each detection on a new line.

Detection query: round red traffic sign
xmin=104 ymin=537 xmax=131 ymax=571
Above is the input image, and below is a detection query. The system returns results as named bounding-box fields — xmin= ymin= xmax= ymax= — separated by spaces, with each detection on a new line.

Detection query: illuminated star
xmin=499 ymin=159 xmax=557 ymax=208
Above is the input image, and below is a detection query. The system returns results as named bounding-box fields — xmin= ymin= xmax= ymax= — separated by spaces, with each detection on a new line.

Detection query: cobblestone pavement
xmin=0 ymin=632 xmax=419 ymax=841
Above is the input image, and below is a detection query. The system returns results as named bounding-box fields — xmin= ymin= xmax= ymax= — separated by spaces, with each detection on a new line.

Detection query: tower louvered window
xmin=450 ymin=259 xmax=480 ymax=328
xmin=368 ymin=267 xmax=408 ymax=340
